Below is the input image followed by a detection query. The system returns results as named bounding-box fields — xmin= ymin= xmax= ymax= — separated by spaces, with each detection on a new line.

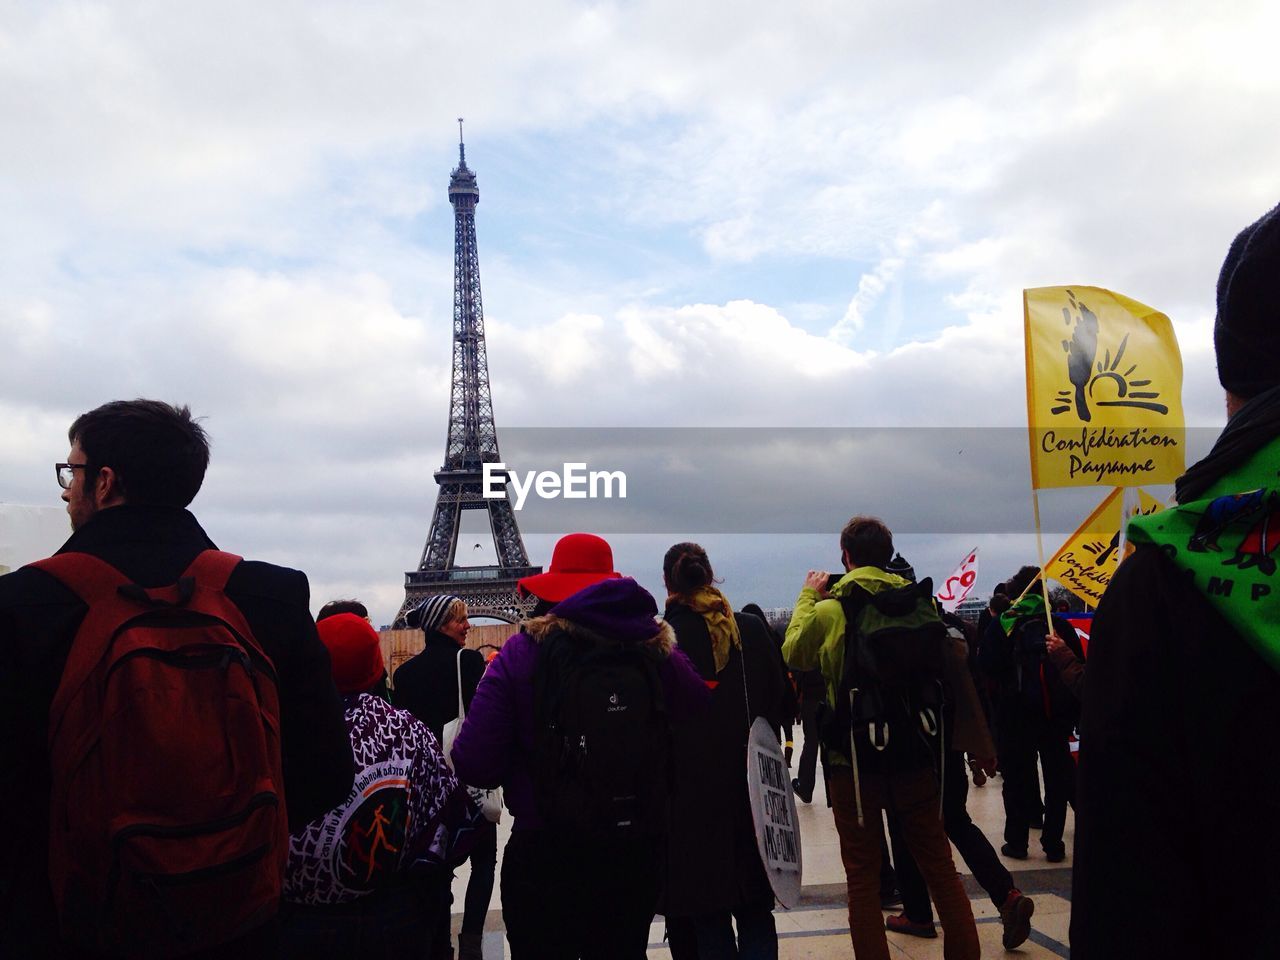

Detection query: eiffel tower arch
xmin=396 ymin=124 xmax=541 ymax=625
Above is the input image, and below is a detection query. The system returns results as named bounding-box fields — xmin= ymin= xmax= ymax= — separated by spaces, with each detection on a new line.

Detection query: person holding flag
xmin=1071 ymin=203 xmax=1280 ymax=959
xmin=979 ymin=565 xmax=1084 ymax=864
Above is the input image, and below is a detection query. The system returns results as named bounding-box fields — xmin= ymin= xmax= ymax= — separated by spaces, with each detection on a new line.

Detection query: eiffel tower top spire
xmin=396 ymin=130 xmax=540 ymax=625
xmin=450 ymin=118 xmax=477 ymax=202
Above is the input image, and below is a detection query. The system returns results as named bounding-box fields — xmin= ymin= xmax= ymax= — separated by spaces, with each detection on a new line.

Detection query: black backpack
xmin=1008 ymin=613 xmax=1082 ymax=728
xmin=820 ymin=578 xmax=949 ymax=779
xmin=532 ymin=627 xmax=670 ymax=838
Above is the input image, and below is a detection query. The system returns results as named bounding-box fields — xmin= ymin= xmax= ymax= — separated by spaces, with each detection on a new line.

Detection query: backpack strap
xmin=455 ymin=648 xmax=466 ymax=720
xmin=182 ymin=549 xmax=244 ymax=592
xmin=28 ymin=553 xmax=149 ymax=739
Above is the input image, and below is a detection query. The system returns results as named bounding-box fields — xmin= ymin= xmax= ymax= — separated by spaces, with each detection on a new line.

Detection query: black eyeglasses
xmin=55 ymin=462 xmax=88 ymax=490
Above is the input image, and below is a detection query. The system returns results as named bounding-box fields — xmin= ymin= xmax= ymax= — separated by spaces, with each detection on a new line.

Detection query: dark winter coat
xmin=980 ymin=609 xmax=1084 ymax=738
xmin=662 ymin=604 xmax=786 ymax=916
xmin=0 ymin=505 xmax=355 ymax=957
xmin=1072 ymin=385 xmax=1280 ymax=959
xmin=1071 ymin=544 xmax=1280 ymax=958
xmin=391 ymin=629 xmax=486 ymax=741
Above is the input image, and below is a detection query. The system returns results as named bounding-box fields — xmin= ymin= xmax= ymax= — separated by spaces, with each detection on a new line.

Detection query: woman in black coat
xmin=660 ymin=543 xmax=786 ymax=960
xmin=391 ymin=595 xmax=494 ymax=960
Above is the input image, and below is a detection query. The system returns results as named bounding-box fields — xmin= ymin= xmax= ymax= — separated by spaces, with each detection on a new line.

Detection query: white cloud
xmin=0 ymin=0 xmax=1267 ymax=623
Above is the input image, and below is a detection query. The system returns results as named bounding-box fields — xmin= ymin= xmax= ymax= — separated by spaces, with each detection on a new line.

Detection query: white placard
xmin=746 ymin=716 xmax=802 ymax=908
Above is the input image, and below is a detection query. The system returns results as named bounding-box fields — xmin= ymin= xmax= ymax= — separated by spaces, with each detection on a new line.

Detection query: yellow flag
xmin=1046 ymin=487 xmax=1165 ymax=606
xmin=1025 ymin=286 xmax=1185 ymax=489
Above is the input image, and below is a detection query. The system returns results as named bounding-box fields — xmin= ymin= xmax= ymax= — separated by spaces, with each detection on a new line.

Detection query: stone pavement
xmin=451 ymin=729 xmax=1074 ymax=958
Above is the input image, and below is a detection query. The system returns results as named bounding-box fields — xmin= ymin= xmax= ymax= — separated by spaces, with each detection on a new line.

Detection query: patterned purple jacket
xmin=284 ymin=693 xmax=460 ymax=904
xmin=451 ymin=578 xmax=711 ymax=832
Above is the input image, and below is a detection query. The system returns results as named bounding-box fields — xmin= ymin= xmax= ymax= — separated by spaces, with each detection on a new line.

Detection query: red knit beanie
xmin=316 ymin=612 xmax=385 ymax=694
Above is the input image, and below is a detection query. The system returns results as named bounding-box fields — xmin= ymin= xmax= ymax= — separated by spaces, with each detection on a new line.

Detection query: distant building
xmin=954 ymin=595 xmax=987 ymax=625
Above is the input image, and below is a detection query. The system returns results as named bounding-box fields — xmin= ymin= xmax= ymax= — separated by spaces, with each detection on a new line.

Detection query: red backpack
xmin=28 ymin=550 xmax=288 ymax=956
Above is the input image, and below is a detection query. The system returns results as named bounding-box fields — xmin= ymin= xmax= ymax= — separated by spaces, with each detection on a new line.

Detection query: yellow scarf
xmin=671 ymin=585 xmax=741 ymax=674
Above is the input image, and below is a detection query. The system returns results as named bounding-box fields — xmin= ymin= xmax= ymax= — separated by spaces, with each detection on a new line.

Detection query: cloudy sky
xmin=2 ymin=1 xmax=1277 ymax=622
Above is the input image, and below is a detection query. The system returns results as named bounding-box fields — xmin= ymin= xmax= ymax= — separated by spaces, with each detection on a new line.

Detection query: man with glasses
xmin=0 ymin=399 xmax=354 ymax=958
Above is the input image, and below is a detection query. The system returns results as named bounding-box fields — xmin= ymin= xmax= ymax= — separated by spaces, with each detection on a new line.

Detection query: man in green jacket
xmin=784 ymin=516 xmax=979 ymax=960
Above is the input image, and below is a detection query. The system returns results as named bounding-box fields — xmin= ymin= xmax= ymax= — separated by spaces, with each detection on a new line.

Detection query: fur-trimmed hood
xmin=523 ymin=612 xmax=675 ymax=658
xmin=521 ymin=576 xmax=674 ymax=657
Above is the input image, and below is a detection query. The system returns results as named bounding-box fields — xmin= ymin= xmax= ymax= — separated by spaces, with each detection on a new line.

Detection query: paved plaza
xmin=450 ymin=725 xmax=1074 ymax=958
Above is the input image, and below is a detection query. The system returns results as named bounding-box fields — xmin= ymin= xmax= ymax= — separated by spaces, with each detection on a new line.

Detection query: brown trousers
xmin=827 ymin=766 xmax=980 ymax=960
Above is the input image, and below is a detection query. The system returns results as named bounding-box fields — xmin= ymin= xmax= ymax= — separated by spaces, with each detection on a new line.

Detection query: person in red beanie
xmin=280 ymin=611 xmax=482 ymax=959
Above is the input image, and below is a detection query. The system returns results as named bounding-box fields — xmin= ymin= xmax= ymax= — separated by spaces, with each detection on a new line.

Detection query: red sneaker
xmin=884 ymin=913 xmax=938 ymax=939
xmin=1000 ymin=889 xmax=1035 ymax=949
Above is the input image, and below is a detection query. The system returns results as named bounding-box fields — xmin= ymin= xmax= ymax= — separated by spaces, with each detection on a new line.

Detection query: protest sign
xmin=936 ymin=547 xmax=978 ymax=613
xmin=1025 ymin=286 xmax=1184 ymax=490
xmin=746 ymin=716 xmax=801 ymax=908
xmin=1045 ymin=488 xmax=1164 ymax=606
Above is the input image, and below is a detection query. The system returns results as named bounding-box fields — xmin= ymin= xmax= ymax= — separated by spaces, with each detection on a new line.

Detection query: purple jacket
xmin=450 ymin=578 xmax=710 ymax=831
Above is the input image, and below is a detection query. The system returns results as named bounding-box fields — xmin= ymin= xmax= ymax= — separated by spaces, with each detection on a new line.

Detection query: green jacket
xmin=1127 ymin=434 xmax=1280 ymax=675
xmin=782 ymin=565 xmax=912 ymax=765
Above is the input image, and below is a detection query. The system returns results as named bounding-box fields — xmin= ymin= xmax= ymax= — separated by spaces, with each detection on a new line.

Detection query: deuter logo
xmin=607 ymin=692 xmax=627 ymax=713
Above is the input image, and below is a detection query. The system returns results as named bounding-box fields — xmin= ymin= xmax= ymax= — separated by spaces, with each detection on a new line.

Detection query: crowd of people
xmin=2 ymin=201 xmax=1278 ymax=958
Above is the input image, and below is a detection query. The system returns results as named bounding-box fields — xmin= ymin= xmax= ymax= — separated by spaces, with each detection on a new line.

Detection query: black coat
xmin=0 ymin=505 xmax=355 ymax=956
xmin=662 ymin=605 xmax=786 ymax=916
xmin=391 ymin=630 xmax=486 ymax=741
xmin=980 ymin=608 xmax=1084 ymax=738
xmin=1071 ymin=544 xmax=1280 ymax=959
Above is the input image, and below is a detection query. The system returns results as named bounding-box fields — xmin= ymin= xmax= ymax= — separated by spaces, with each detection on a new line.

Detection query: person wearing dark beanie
xmin=1214 ymin=201 xmax=1280 ymax=402
xmin=1071 ymin=203 xmax=1280 ymax=959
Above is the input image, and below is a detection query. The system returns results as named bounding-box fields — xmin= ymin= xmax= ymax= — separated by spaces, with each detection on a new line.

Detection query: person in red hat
xmin=452 ymin=534 xmax=710 ymax=959
xmin=515 ymin=531 xmax=623 ymax=613
xmin=280 ymin=612 xmax=481 ymax=959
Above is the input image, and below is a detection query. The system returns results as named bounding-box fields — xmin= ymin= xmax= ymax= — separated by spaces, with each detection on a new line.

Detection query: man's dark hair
xmin=317 ymin=599 xmax=370 ymax=622
xmin=840 ymin=515 xmax=894 ymax=568
xmin=69 ymin=400 xmax=210 ymax=508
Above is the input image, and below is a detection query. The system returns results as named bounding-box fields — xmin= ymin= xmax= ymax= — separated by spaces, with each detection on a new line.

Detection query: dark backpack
xmin=531 ymin=627 xmax=670 ymax=838
xmin=820 ymin=577 xmax=949 ymax=777
xmin=1008 ymin=613 xmax=1082 ymax=728
xmin=27 ymin=550 xmax=288 ymax=957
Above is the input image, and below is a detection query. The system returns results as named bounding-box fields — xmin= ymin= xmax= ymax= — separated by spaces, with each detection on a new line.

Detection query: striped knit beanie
xmin=412 ymin=594 xmax=462 ymax=634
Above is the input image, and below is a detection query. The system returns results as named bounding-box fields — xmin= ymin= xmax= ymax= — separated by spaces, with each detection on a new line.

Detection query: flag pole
xmin=1031 ymin=487 xmax=1055 ymax=634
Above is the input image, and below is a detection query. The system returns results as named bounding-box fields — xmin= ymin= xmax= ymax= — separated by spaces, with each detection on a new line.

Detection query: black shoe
xmin=791 ymin=778 xmax=812 ymax=804
xmin=1044 ymin=845 xmax=1066 ymax=863
xmin=1001 ymin=842 xmax=1029 ymax=860
xmin=879 ymin=887 xmax=903 ymax=909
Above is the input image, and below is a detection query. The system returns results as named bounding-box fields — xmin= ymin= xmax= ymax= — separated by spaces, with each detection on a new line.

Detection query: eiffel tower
xmin=396 ymin=123 xmax=541 ymax=625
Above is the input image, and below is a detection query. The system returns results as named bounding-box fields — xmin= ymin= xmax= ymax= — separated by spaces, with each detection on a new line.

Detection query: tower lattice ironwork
xmin=397 ymin=123 xmax=540 ymax=625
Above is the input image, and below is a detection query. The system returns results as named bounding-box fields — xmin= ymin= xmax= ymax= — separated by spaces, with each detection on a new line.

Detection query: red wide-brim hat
xmin=517 ymin=532 xmax=622 ymax=603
